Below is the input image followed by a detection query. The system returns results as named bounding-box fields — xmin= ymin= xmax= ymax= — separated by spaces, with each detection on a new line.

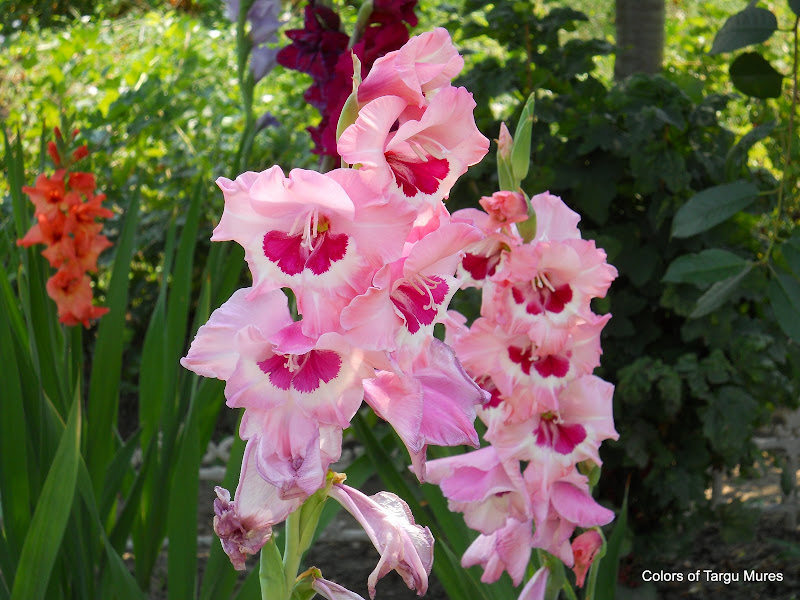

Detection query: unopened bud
xmin=496 ymin=122 xmax=512 ymax=161
xmin=479 ymin=190 xmax=528 ymax=228
xmin=496 ymin=123 xmax=515 ymax=191
xmin=47 ymin=141 xmax=62 ymax=166
xmin=571 ymin=530 xmax=604 ymax=588
xmin=72 ymin=145 xmax=89 ymax=161
xmin=510 ymin=94 xmax=535 ymax=184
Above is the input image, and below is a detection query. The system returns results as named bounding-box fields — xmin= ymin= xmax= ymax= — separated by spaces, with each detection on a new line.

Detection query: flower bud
xmin=571 ymin=529 xmax=604 ymax=587
xmin=47 ymin=141 xmax=62 ymax=166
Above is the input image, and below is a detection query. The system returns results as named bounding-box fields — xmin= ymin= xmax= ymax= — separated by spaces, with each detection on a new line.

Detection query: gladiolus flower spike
xmin=183 ymin=27 xmax=493 ymax=599
xmin=185 ymin=22 xmax=619 ymax=599
xmin=427 ymin=182 xmax=619 ymax=585
xmin=17 ymin=128 xmax=112 ymax=327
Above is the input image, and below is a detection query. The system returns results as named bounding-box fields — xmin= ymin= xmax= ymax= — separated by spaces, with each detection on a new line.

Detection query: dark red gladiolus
xmin=277 ymin=0 xmax=418 ymax=158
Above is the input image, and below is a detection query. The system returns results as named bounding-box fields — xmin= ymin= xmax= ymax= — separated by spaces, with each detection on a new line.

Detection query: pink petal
xmin=550 ymin=481 xmax=615 ymax=528
xmin=358 ymin=27 xmax=464 ymax=106
xmin=528 ymin=192 xmax=582 ymax=242
xmin=338 ymin=95 xmax=409 ymax=179
xmin=180 ymin=288 xmax=292 ymax=379
xmin=461 ymin=518 xmax=532 ymax=586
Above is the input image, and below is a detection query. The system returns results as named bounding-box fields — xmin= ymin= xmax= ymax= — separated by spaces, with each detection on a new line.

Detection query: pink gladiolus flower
xmin=341 ymin=222 xmax=482 ymax=353
xmin=181 ymin=288 xmax=373 ymax=498
xmin=338 ymin=87 xmax=489 ymax=205
xmin=451 ymin=206 xmax=521 ymax=286
xmin=363 ymin=339 xmax=486 ymax=480
xmin=328 ymin=483 xmax=434 ymax=599
xmin=213 ymin=442 xmax=301 ymax=570
xmin=571 ymin=530 xmax=603 ymax=587
xmin=357 ymin=27 xmax=464 ymax=107
xmin=240 ymin=407 xmax=343 ymax=499
xmin=484 ymin=376 xmax=618 ymax=468
xmin=525 ymin=469 xmax=614 ymax=566
xmin=213 ymin=167 xmax=415 ymax=337
xmin=424 ymin=445 xmax=527 ymax=534
xmin=461 ymin=518 xmax=532 ymax=585
xmin=485 ymin=239 xmax=618 ymax=332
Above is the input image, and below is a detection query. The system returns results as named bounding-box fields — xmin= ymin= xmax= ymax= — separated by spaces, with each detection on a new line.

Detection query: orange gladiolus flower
xmin=17 ymin=129 xmax=113 ymax=327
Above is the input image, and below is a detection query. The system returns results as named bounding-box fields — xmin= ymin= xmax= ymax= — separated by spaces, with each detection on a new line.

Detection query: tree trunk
xmin=614 ymin=0 xmax=666 ymax=80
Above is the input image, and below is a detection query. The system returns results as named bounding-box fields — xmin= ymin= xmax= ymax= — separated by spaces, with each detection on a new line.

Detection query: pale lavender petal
xmin=312 ymin=577 xmax=368 ymax=600
xmin=213 ymin=440 xmax=300 ymax=570
xmin=518 ymin=567 xmax=549 ymax=600
xmin=328 ymin=483 xmax=434 ymax=599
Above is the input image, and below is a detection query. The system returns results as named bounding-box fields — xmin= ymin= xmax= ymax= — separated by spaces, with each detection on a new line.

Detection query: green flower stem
xmin=235 ymin=0 xmax=257 ymax=172
xmin=348 ymin=0 xmax=374 ymax=51
xmin=562 ymin=580 xmax=579 ymax=600
xmin=282 ymin=509 xmax=303 ymax=598
xmin=583 ymin=529 xmax=608 ymax=600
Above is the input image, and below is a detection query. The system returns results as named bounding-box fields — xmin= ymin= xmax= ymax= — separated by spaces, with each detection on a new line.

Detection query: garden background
xmin=1 ymin=0 xmax=800 ymax=599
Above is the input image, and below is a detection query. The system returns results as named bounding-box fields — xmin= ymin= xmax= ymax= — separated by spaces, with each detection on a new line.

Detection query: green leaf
xmin=167 ymin=400 xmax=200 ymax=600
xmin=259 ymin=538 xmax=287 ymax=600
xmin=662 ymin=249 xmax=749 ymax=286
xmin=86 ymin=192 xmax=140 ymax=493
xmin=767 ymin=272 xmax=800 ymax=342
xmin=0 ymin=260 xmax=28 ymax=349
xmin=701 ymin=386 xmax=758 ymax=457
xmin=232 ymin=567 xmax=261 ymax=600
xmin=3 ymin=129 xmax=29 ymax=241
xmin=139 ymin=215 xmax=177 ymax=450
xmin=729 ymin=52 xmax=783 ymax=98
xmin=10 ymin=396 xmax=80 ymax=600
xmin=75 ymin=462 xmax=147 ymax=600
xmin=781 ymin=230 xmax=800 ymax=275
xmin=108 ymin=434 xmax=159 ymax=553
xmin=99 ymin=429 xmax=142 ymax=521
xmin=595 ymin=484 xmax=628 ymax=598
xmin=709 ymin=7 xmax=777 ymax=55
xmin=0 ymin=301 xmax=31 ymax=576
xmin=164 ymin=183 xmax=204 ymax=397
xmin=690 ymin=264 xmax=752 ymax=318
xmin=672 ymin=181 xmax=759 ymax=238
